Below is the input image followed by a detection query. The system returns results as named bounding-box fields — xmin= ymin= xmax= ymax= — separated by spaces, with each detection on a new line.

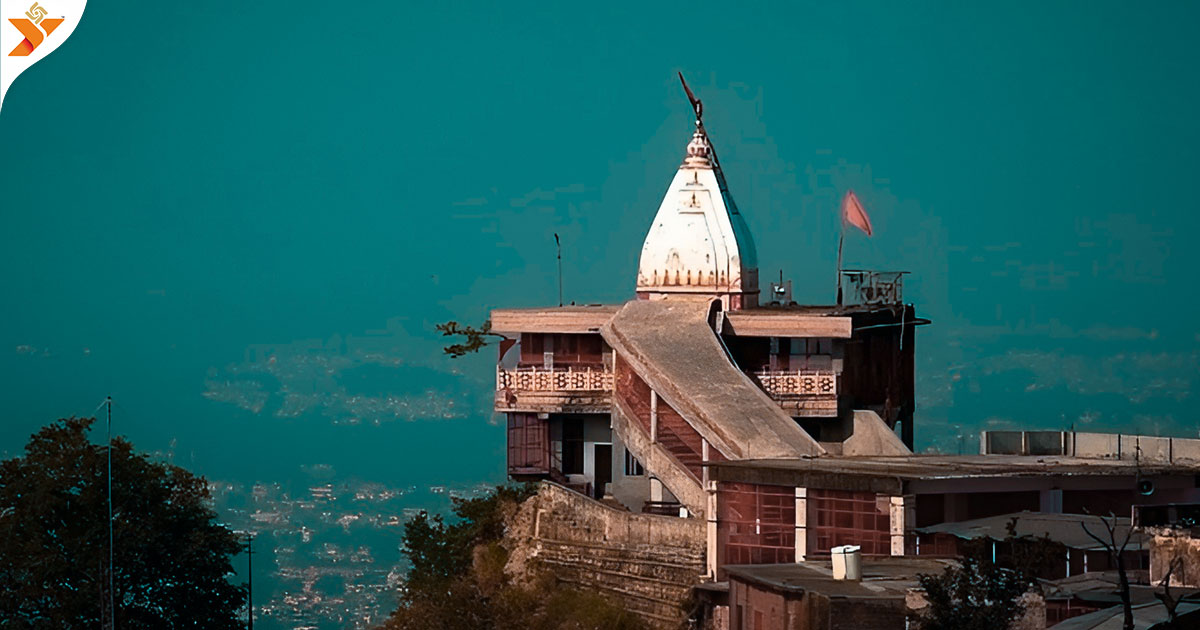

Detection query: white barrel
xmin=831 ymin=545 xmax=862 ymax=581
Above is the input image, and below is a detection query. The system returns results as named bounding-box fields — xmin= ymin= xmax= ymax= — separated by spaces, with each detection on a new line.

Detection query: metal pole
xmin=556 ymin=232 xmax=566 ymax=307
xmin=106 ymin=396 xmax=115 ymax=630
xmin=247 ymin=534 xmax=254 ymax=630
xmin=835 ymin=225 xmax=845 ymax=306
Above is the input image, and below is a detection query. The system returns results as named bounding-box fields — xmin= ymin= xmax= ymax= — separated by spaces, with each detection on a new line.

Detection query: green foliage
xmin=436 ymin=321 xmax=505 ymax=358
xmin=0 ymin=417 xmax=246 ymax=629
xmin=399 ymin=483 xmax=537 ymax=597
xmin=914 ymin=555 xmax=1029 ymax=630
xmin=1001 ymin=517 xmax=1069 ymax=584
xmin=382 ymin=483 xmax=644 ymax=630
xmin=914 ymin=517 xmax=1066 ymax=629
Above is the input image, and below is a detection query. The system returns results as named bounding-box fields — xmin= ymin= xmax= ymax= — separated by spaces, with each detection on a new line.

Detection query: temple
xmin=486 ymin=79 xmax=1200 ymax=630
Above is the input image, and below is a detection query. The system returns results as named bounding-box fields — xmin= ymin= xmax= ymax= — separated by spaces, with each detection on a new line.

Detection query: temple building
xmin=485 ymin=80 xmax=1200 ymax=630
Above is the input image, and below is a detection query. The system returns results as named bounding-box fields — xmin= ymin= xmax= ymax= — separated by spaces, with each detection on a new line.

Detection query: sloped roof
xmin=915 ymin=512 xmax=1147 ymax=552
xmin=1050 ymin=600 xmax=1200 ymax=630
xmin=600 ymin=298 xmax=823 ymax=459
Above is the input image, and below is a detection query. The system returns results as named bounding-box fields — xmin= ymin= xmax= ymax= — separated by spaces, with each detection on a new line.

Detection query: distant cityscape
xmin=211 ymin=476 xmax=495 ymax=630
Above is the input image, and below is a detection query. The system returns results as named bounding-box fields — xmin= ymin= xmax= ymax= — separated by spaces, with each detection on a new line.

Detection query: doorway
xmin=593 ymin=444 xmax=612 ymax=500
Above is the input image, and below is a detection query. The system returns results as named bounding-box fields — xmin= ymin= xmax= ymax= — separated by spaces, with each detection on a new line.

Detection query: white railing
xmin=755 ymin=370 xmax=837 ymax=397
xmin=497 ymin=366 xmax=614 ymax=392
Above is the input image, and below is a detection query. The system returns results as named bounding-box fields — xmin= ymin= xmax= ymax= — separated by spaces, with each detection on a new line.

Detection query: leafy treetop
xmin=0 ymin=417 xmax=246 ymax=629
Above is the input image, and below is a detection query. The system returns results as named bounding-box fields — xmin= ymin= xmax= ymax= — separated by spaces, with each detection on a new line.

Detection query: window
xmin=624 ymin=449 xmax=644 ymax=476
xmin=789 ymin=338 xmax=834 ymax=371
xmin=791 ymin=338 xmax=833 ymax=355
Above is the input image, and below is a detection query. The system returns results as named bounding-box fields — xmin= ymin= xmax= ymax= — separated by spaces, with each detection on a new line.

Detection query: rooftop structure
xmin=491 ymin=78 xmax=921 ymax=516
xmin=477 ymin=76 xmax=1200 ymax=629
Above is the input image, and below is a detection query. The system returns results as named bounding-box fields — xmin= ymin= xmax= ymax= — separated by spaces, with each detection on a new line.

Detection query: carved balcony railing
xmin=497 ymin=366 xmax=613 ymax=392
xmin=756 ymin=370 xmax=837 ymax=396
xmin=754 ymin=370 xmax=838 ymax=417
xmin=495 ymin=366 xmax=613 ymax=413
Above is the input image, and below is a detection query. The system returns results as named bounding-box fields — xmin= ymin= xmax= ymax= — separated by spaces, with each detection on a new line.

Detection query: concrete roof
xmin=721 ymin=311 xmax=852 ymax=338
xmin=489 ymin=301 xmax=905 ymax=337
xmin=916 ymin=511 xmax=1147 ymax=552
xmin=600 ymin=298 xmax=824 ymax=459
xmin=490 ymin=304 xmax=621 ymax=334
xmin=708 ymin=454 xmax=1200 ymax=494
xmin=725 ymin=558 xmax=954 ymax=599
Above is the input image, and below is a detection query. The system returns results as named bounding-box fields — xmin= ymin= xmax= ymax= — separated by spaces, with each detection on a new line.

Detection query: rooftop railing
xmin=497 ymin=365 xmax=614 ymax=393
xmin=840 ymin=270 xmax=907 ymax=306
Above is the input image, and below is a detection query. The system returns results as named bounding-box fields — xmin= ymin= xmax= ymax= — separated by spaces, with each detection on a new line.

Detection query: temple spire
xmin=635 ymin=74 xmax=760 ymax=310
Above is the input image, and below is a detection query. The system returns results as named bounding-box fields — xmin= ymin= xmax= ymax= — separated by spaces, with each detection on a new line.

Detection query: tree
xmin=398 ymin=484 xmax=536 ymax=602
xmin=380 ymin=484 xmax=645 ymax=630
xmin=1156 ymin=556 xmax=1187 ymax=626
xmin=913 ymin=553 xmax=1031 ymax=630
xmin=1081 ymin=512 xmax=1135 ymax=630
xmin=436 ymin=321 xmax=508 ymax=358
xmin=0 ymin=417 xmax=246 ymax=629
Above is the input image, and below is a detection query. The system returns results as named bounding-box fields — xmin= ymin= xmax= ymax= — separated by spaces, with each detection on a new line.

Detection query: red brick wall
xmin=808 ymin=489 xmax=891 ymax=556
xmin=718 ymin=482 xmax=795 ymax=568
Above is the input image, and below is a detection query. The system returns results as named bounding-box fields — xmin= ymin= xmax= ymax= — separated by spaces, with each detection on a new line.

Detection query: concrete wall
xmin=842 ymin=410 xmax=911 ymax=456
xmin=505 ymin=481 xmax=707 ymax=629
xmin=982 ymin=430 xmax=1200 ymax=465
xmin=609 ymin=431 xmax=652 ymax=511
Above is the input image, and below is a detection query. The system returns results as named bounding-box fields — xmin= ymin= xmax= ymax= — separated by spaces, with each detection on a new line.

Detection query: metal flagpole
xmin=835 ymin=220 xmax=846 ymax=307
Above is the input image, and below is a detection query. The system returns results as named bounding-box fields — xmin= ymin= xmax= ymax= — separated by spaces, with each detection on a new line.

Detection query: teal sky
xmin=3 ymin=0 xmax=1200 ymax=476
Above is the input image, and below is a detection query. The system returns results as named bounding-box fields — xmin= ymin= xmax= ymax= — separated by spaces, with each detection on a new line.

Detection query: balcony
xmin=754 ymin=370 xmax=838 ymax=417
xmin=495 ymin=365 xmax=614 ymax=414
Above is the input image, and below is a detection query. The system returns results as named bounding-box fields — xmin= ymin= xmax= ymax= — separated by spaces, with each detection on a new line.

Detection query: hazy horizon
xmin=3 ymin=2 xmax=1198 ymax=627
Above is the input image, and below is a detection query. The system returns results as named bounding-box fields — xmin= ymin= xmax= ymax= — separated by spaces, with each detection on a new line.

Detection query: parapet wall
xmin=981 ymin=430 xmax=1200 ymax=464
xmin=505 ymin=481 xmax=707 ymax=628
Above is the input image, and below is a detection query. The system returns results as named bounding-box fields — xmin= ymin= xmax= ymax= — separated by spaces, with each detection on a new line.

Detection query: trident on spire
xmin=678 ymin=71 xmax=702 ymax=124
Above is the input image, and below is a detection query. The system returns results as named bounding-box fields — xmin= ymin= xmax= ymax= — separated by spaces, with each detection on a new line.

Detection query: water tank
xmin=831 ymin=545 xmax=862 ymax=581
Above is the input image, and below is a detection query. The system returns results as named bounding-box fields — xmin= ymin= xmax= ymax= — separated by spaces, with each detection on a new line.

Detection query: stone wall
xmin=1149 ymin=529 xmax=1200 ymax=587
xmin=505 ymin=481 xmax=707 ymax=628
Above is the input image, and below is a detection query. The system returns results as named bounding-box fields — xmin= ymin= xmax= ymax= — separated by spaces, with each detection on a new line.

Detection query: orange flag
xmin=842 ymin=190 xmax=873 ymax=237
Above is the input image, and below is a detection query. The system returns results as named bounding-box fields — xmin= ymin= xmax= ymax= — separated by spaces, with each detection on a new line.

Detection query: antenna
xmin=554 ymin=233 xmax=563 ymax=307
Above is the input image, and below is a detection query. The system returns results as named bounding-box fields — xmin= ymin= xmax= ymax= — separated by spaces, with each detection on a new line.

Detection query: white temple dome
xmin=635 ymin=124 xmax=759 ymax=310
